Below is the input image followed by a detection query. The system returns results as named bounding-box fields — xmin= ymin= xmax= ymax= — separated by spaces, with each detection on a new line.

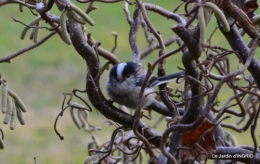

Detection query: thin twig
xmin=0 ymin=31 xmax=56 ymax=63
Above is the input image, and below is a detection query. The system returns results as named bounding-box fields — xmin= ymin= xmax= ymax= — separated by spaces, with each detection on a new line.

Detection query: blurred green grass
xmin=0 ymin=1 xmax=259 ymax=163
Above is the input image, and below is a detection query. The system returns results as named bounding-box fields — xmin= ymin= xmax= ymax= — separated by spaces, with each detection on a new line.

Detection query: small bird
xmin=106 ymin=62 xmax=183 ymax=109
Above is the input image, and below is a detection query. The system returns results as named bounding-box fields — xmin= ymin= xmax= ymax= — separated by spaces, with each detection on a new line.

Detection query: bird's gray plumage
xmin=106 ymin=62 xmax=183 ymax=109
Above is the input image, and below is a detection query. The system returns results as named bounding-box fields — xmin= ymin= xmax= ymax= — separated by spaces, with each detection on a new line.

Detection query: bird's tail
xmin=149 ymin=71 xmax=184 ymax=87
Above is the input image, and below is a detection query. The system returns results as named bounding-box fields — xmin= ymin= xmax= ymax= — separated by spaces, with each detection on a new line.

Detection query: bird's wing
xmin=136 ymin=75 xmax=157 ymax=88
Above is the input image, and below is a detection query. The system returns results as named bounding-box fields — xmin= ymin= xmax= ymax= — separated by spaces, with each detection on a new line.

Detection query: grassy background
xmin=0 ymin=1 xmax=259 ymax=163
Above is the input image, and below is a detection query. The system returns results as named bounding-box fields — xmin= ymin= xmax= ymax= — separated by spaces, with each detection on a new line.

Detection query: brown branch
xmin=40 ymin=12 xmax=64 ymax=41
xmin=222 ymin=0 xmax=260 ymax=40
xmin=87 ymin=35 xmax=119 ymax=65
xmin=143 ymin=3 xmax=186 ymax=26
xmin=161 ymin=29 xmax=257 ymax=164
xmin=140 ymin=0 xmax=180 ymax=118
xmin=85 ymin=1 xmax=94 ymax=14
xmin=129 ymin=7 xmax=141 ymax=63
xmin=0 ymin=0 xmax=35 ymax=8
xmin=222 ymin=25 xmax=260 ymax=91
xmin=141 ymin=35 xmax=178 ymax=59
xmin=12 ymin=17 xmax=59 ymax=31
xmin=132 ymin=1 xmax=172 ymax=163
xmin=68 ymin=18 xmax=163 ymax=149
xmin=76 ymin=0 xmax=123 ymax=3
xmin=123 ymin=2 xmax=133 ymax=25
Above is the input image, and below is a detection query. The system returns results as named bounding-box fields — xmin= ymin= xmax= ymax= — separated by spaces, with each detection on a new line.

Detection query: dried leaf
xmin=180 ymin=118 xmax=216 ymax=163
xmin=243 ymin=0 xmax=259 ymax=21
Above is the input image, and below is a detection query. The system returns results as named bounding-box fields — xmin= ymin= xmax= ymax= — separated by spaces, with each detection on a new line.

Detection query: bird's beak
xmin=116 ymin=79 xmax=122 ymax=83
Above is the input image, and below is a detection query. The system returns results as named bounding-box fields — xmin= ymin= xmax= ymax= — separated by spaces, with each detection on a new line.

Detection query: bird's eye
xmin=126 ymin=74 xmax=130 ymax=78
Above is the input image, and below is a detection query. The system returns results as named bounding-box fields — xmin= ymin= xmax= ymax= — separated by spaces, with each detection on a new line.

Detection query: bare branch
xmin=0 ymin=31 xmax=56 ymax=63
